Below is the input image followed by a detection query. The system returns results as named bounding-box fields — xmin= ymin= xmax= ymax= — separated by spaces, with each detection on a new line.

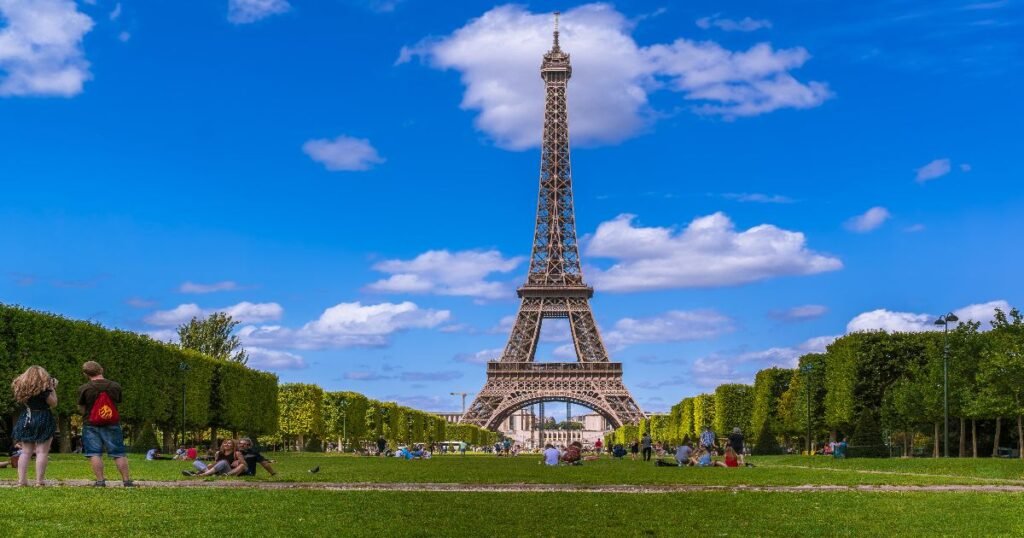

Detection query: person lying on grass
xmin=183 ymin=440 xmax=246 ymax=477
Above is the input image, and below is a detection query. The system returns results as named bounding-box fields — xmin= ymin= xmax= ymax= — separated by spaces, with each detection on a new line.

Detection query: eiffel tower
xmin=461 ymin=14 xmax=644 ymax=430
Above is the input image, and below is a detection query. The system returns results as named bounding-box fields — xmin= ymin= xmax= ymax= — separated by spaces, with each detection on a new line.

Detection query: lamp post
xmin=178 ymin=361 xmax=190 ymax=446
xmin=801 ymin=363 xmax=813 ymax=456
xmin=933 ymin=312 xmax=959 ymax=458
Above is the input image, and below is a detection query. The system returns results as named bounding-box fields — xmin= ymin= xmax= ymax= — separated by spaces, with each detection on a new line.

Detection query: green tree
xmin=177 ymin=312 xmax=248 ymax=364
xmin=749 ymin=368 xmax=793 ymax=450
xmin=278 ymin=383 xmax=325 ymax=451
xmin=714 ymin=384 xmax=753 ymax=439
xmin=974 ymin=309 xmax=1024 ymax=459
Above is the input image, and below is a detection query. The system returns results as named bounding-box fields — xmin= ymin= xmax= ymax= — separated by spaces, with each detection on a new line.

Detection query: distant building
xmin=496 ymin=410 xmax=612 ymax=449
xmin=433 ymin=412 xmax=463 ymax=424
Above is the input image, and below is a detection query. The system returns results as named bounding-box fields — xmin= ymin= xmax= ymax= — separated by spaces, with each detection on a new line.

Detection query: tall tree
xmin=975 ymin=309 xmax=1024 ymax=459
xmin=177 ymin=312 xmax=248 ymax=364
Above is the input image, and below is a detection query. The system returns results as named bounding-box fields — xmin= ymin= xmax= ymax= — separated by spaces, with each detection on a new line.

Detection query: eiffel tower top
xmin=541 ymin=12 xmax=571 ymax=81
xmin=520 ymin=11 xmax=589 ymax=297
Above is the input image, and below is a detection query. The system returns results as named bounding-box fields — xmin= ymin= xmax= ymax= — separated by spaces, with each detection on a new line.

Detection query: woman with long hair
xmin=183 ymin=439 xmax=247 ymax=477
xmin=11 ymin=365 xmax=59 ymax=486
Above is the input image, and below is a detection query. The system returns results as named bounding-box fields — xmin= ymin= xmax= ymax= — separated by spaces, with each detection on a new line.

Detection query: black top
xmin=728 ymin=433 xmax=744 ymax=451
xmin=25 ymin=389 xmax=53 ymax=411
xmin=242 ymin=448 xmax=266 ymax=475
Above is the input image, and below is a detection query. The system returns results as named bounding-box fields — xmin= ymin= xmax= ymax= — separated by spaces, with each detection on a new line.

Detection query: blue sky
xmin=1 ymin=0 xmax=1022 ymax=414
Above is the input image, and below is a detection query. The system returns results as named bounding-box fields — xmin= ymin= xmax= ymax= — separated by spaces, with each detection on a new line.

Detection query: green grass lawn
xmin=1 ymin=488 xmax=1022 ymax=537
xmin=4 ymin=452 xmax=1022 ymax=487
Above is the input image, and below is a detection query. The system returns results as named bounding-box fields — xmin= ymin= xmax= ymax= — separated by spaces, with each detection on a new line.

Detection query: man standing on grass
xmin=641 ymin=432 xmax=653 ymax=462
xmin=700 ymin=426 xmax=717 ymax=452
xmin=77 ymin=361 xmax=133 ymax=488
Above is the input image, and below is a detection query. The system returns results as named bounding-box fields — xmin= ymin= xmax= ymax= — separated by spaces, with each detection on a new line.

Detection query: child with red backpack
xmin=77 ymin=361 xmax=133 ymax=488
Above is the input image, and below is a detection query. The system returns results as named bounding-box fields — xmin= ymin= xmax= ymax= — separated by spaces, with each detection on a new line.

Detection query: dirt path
xmin=760 ymin=463 xmax=1024 ymax=485
xmin=3 ymin=480 xmax=1024 ymax=493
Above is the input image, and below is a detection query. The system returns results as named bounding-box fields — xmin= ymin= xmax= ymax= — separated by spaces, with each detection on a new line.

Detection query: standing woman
xmin=11 ymin=366 xmax=58 ymax=487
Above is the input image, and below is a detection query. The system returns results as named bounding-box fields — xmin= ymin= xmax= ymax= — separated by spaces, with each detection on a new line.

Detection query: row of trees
xmin=265 ymin=384 xmax=497 ymax=451
xmin=0 ymin=304 xmax=279 ymax=452
xmin=607 ymin=308 xmax=1024 ymax=458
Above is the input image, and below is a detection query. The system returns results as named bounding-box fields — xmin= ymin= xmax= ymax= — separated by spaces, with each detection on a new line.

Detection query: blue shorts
xmin=83 ymin=424 xmax=127 ymax=458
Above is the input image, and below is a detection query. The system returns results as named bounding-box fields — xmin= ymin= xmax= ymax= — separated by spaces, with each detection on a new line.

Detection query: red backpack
xmin=88 ymin=391 xmax=120 ymax=426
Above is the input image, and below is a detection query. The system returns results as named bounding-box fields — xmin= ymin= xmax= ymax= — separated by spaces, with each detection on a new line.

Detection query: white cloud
xmin=240 ymin=301 xmax=450 ymax=350
xmin=769 ymin=304 xmax=828 ymax=321
xmin=144 ymin=301 xmax=283 ymax=326
xmin=221 ymin=301 xmax=283 ymax=323
xmin=604 ymin=309 xmax=734 ymax=349
xmin=960 ymin=163 xmax=972 ymax=172
xmin=0 ymin=0 xmax=94 ymax=97
xmin=367 ymin=249 xmax=524 ymax=299
xmin=722 ymin=192 xmax=793 ymax=204
xmin=144 ymin=329 xmax=179 ymax=343
xmin=125 ymin=297 xmax=157 ymax=309
xmin=179 ymin=280 xmax=239 ymax=294
xmin=454 ymin=347 xmax=504 ymax=364
xmin=247 ymin=347 xmax=306 ymax=370
xmin=400 ymin=371 xmax=462 ymax=382
xmin=846 ymin=300 xmax=1011 ymax=333
xmin=118 ymin=31 xmax=130 ymax=42
xmin=904 ymin=224 xmax=926 ymax=233
xmin=343 ymin=370 xmax=392 ymax=381
xmin=696 ymin=15 xmax=772 ymax=32
xmin=916 ymin=158 xmax=951 ymax=183
xmin=654 ymin=334 xmax=836 ymax=390
xmin=404 ymin=3 xmax=829 ymax=150
xmin=586 ymin=212 xmax=842 ymax=291
xmin=144 ymin=303 xmax=204 ymax=326
xmin=953 ymin=300 xmax=1012 ymax=327
xmin=303 ymin=135 xmax=384 ymax=172
xmin=844 ymin=206 xmax=890 ymax=233
xmin=227 ymin=0 xmax=290 ymax=24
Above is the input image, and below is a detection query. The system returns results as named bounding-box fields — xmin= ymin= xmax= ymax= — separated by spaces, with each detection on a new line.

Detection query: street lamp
xmin=178 ymin=361 xmax=190 ymax=446
xmin=933 ymin=312 xmax=959 ymax=458
xmin=801 ymin=363 xmax=813 ymax=456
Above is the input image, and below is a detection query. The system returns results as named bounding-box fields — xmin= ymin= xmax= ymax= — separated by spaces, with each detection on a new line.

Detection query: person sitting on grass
xmin=146 ymin=447 xmax=171 ymax=461
xmin=719 ymin=446 xmax=740 ymax=468
xmin=611 ymin=444 xmax=627 ymax=459
xmin=674 ymin=441 xmax=693 ymax=467
xmin=183 ymin=439 xmax=246 ymax=477
xmin=542 ymin=443 xmax=560 ymax=466
xmin=238 ymin=438 xmax=276 ymax=477
xmin=693 ymin=448 xmax=713 ymax=467
xmin=833 ymin=438 xmax=848 ymax=459
xmin=173 ymin=445 xmax=187 ymax=460
xmin=560 ymin=441 xmax=583 ymax=465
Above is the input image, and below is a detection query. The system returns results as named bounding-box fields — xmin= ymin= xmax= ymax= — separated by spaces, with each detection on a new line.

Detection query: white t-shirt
xmin=543 ymin=447 xmax=560 ymax=466
xmin=146 ymin=449 xmax=157 ymax=460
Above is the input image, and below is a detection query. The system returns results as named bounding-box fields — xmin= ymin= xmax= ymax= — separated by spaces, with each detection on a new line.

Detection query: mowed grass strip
xmin=1 ymin=489 xmax=1023 ymax=537
xmin=8 ymin=453 xmax=1023 ymax=487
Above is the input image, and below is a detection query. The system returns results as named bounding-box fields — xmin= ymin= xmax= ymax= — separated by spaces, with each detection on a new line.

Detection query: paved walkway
xmin=3 ymin=480 xmax=1024 ymax=493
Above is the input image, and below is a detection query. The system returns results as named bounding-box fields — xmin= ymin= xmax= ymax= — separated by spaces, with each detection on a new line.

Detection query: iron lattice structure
xmin=462 ymin=17 xmax=644 ymax=430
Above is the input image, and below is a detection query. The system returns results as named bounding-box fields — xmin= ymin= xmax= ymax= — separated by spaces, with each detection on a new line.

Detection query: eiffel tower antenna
xmin=553 ymin=11 xmax=560 ymax=50
xmin=461 ymin=18 xmax=644 ymax=430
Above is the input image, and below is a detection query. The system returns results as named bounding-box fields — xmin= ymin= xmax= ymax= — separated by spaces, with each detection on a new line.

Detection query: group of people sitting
xmin=180 ymin=438 xmax=276 ymax=478
xmin=816 ymin=438 xmax=849 ymax=458
xmin=396 ymin=444 xmax=431 ymax=460
xmin=540 ymin=441 xmax=600 ymax=466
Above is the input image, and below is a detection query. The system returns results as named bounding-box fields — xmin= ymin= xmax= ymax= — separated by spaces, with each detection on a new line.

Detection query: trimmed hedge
xmin=714 ymin=384 xmax=753 ymax=438
xmin=0 ymin=304 xmax=279 ymax=449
